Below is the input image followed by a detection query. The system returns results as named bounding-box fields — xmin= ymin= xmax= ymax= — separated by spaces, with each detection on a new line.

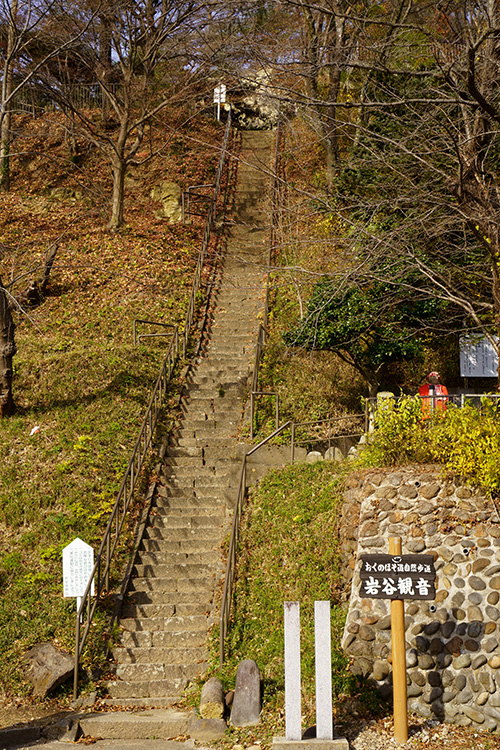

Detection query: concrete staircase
xmin=105 ymin=131 xmax=274 ymax=707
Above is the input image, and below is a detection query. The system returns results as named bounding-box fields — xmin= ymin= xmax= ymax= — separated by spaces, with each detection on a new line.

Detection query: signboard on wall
xmin=359 ymin=554 xmax=436 ymax=600
xmin=460 ymin=335 xmax=498 ymax=378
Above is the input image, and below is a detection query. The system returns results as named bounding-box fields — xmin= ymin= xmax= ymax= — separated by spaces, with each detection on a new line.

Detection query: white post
xmin=284 ymin=601 xmax=301 ymax=740
xmin=315 ymin=601 xmax=333 ymax=739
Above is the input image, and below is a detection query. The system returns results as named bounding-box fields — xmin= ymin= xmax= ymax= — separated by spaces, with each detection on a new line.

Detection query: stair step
xmin=119 ymin=629 xmax=207 ymax=649
xmin=79 ymin=709 xmax=189 ymax=736
xmin=125 ymin=589 xmax=214 ymax=606
xmin=143 ymin=527 xmax=222 ymax=542
xmin=132 ymin=562 xmax=216 ymax=578
xmin=160 ymin=474 xmax=228 ymax=489
xmin=151 ymin=505 xmax=224 ymax=517
xmin=136 ymin=551 xmax=219 ymax=568
xmin=139 ymin=538 xmax=220 ymax=553
xmin=162 ymin=446 xmax=203 ymax=458
xmin=153 ymin=494 xmax=222 ymax=508
xmin=100 ymin=697 xmax=179 ymax=708
xmin=105 ymin=671 xmax=201 ymax=698
xmin=176 ymin=436 xmax=237 ymax=447
xmin=120 ymin=594 xmax=211 ymax=632
xmin=113 ymin=644 xmax=208 ymax=664
xmin=128 ymin=576 xmax=215 ymax=593
xmin=115 ymin=661 xmax=207 ymax=684
xmin=162 ymin=455 xmax=235 ymax=468
xmin=161 ymin=464 xmax=222 ymax=478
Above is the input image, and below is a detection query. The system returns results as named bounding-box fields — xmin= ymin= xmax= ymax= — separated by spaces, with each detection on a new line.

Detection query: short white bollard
xmin=284 ymin=601 xmax=302 ymax=741
xmin=315 ymin=601 xmax=333 ymax=740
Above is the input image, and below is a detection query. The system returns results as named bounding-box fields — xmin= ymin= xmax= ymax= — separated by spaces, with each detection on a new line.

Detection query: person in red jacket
xmin=419 ymin=371 xmax=448 ymax=416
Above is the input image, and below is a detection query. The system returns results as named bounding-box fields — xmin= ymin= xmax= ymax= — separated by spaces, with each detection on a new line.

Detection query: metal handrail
xmin=219 ymin=421 xmax=293 ymax=667
xmin=133 ymin=319 xmax=176 ymax=346
xmin=74 ymin=327 xmax=179 ymax=696
xmin=182 ymin=184 xmax=214 ymax=224
xmin=182 ymin=109 xmax=232 ymax=358
xmin=290 ymin=414 xmax=365 ymax=464
xmin=73 ymin=110 xmax=233 ymax=698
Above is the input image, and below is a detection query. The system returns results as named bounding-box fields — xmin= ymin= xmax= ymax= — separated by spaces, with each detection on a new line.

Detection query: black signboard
xmin=359 ymin=554 xmax=436 ymax=600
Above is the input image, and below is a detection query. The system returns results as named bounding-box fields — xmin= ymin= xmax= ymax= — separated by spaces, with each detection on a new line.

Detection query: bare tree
xmin=32 ymin=0 xmax=220 ymax=229
xmin=271 ymin=0 xmax=500 ymax=384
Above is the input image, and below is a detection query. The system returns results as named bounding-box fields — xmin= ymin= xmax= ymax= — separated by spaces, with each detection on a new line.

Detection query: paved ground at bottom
xmin=28 ymin=741 xmax=207 ymax=750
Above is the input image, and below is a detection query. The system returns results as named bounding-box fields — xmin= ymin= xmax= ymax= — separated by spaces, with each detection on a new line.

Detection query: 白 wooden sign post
xmin=62 ymin=538 xmax=94 ymax=622
xmin=359 ymin=537 xmax=436 ymax=745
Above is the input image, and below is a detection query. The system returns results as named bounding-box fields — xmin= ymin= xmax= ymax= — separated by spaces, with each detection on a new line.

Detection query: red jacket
xmin=418 ymin=383 xmax=448 ymax=414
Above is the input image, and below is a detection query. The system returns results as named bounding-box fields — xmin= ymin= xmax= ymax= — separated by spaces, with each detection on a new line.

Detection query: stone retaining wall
xmin=340 ymin=466 xmax=500 ymax=732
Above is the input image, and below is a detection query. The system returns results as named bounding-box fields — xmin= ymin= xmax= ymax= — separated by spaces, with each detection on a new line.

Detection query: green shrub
xmin=361 ymin=395 xmax=500 ymax=496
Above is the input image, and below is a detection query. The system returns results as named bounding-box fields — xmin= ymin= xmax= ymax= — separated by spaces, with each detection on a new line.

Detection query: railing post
xmin=250 ymin=393 xmax=255 ymax=441
xmin=291 ymin=423 xmax=295 ymax=464
xmin=73 ymin=613 xmax=80 ymax=700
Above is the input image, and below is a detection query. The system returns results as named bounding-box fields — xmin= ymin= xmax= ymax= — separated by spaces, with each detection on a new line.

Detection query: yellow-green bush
xmin=361 ymin=395 xmax=500 ymax=496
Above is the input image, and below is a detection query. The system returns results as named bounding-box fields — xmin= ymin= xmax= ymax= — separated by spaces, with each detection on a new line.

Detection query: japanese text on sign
xmin=359 ymin=554 xmax=436 ymax=600
xmin=62 ymin=538 xmax=94 ymax=598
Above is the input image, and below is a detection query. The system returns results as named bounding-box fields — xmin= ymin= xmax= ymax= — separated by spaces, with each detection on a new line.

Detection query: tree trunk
xmin=0 ymin=280 xmax=16 ymax=416
xmin=109 ymin=156 xmax=126 ymax=229
xmin=0 ymin=0 xmax=17 ymax=192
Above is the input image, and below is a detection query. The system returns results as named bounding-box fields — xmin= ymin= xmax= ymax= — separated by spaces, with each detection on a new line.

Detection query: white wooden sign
xmin=460 ymin=335 xmax=498 ymax=378
xmin=63 ymin=538 xmax=94 ymax=598
xmin=213 ymin=84 xmax=226 ymax=104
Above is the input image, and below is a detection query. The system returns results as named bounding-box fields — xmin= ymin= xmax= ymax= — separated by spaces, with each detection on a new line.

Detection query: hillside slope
xmin=0 ymin=108 xmax=228 ymax=699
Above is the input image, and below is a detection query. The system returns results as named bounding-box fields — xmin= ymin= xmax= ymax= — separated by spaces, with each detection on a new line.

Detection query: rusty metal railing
xmin=182 ymin=108 xmax=232 ymax=358
xmin=219 ymin=421 xmax=293 ymax=667
xmin=73 ymin=109 xmax=233 ymax=698
xmin=290 ymin=414 xmax=366 ymax=464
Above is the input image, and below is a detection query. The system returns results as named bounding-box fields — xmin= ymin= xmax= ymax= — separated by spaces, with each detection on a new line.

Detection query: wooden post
xmin=389 ymin=536 xmax=408 ymax=744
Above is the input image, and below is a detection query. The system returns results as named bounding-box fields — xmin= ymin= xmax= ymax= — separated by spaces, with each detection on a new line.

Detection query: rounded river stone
xmin=467 ymin=621 xmax=483 ymax=638
xmin=469 ymin=576 xmax=486 ymax=591
xmin=468 ymin=593 xmax=483 ymax=605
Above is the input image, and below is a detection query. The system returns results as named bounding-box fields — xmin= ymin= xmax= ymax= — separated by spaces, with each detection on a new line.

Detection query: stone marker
xmin=200 ymin=677 xmax=225 ymax=719
xmin=22 ymin=642 xmax=74 ymax=697
xmin=230 ymin=659 xmax=261 ymax=727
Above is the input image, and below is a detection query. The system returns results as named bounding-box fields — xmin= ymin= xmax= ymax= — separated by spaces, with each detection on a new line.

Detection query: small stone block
xmin=273 ymin=738 xmax=349 ymax=750
xmin=0 ymin=726 xmax=41 ymax=748
xmin=188 ymin=712 xmax=226 ymax=740
xmin=200 ymin=677 xmax=225 ymax=719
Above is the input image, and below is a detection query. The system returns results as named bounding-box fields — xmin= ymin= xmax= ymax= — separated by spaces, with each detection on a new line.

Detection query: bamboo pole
xmin=389 ymin=536 xmax=408 ymax=744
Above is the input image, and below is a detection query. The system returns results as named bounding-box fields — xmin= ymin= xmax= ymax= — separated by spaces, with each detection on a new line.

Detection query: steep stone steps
xmin=106 ymin=130 xmax=273 ymax=710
